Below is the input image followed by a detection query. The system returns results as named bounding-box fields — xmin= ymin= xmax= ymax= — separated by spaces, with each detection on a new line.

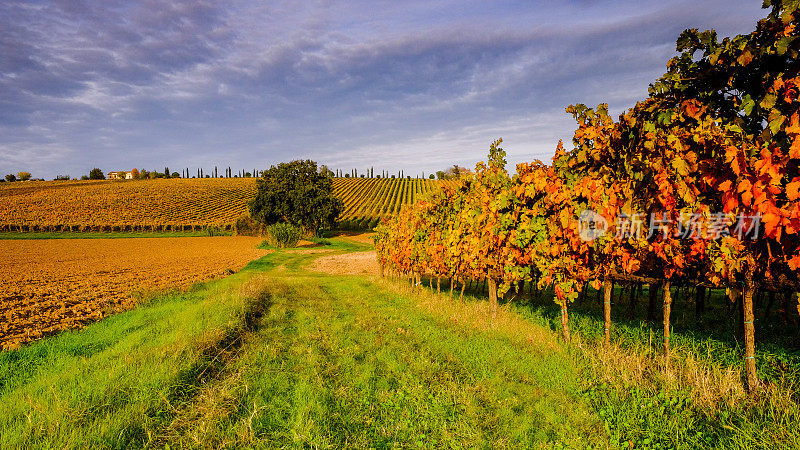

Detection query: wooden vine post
xmin=695 ymin=285 xmax=706 ymax=320
xmin=560 ymin=298 xmax=571 ymax=343
xmin=662 ymin=280 xmax=672 ymax=372
xmin=488 ymin=278 xmax=498 ymax=317
xmin=603 ymin=279 xmax=612 ymax=346
xmin=743 ymin=268 xmax=760 ymax=392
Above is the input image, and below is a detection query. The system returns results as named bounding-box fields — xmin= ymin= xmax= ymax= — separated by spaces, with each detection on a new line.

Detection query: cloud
xmin=0 ymin=0 xmax=766 ymax=178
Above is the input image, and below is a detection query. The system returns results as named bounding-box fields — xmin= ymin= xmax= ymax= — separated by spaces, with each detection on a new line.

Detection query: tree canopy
xmin=89 ymin=168 xmax=104 ymax=180
xmin=248 ymin=160 xmax=342 ymax=233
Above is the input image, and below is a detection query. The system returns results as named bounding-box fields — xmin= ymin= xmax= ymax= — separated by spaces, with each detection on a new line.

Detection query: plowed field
xmin=0 ymin=237 xmax=269 ymax=350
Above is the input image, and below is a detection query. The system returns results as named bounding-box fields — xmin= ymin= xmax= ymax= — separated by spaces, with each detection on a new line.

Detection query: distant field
xmin=0 ymin=177 xmax=455 ymax=232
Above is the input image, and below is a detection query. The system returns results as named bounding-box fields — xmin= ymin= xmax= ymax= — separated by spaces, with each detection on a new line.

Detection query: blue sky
xmin=0 ymin=0 xmax=766 ymax=179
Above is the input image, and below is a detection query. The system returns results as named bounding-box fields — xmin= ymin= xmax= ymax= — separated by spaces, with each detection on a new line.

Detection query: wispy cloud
xmin=0 ymin=0 xmax=765 ymax=178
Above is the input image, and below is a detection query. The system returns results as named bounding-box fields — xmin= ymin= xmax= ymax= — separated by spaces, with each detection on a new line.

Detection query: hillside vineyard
xmin=0 ymin=177 xmax=456 ymax=231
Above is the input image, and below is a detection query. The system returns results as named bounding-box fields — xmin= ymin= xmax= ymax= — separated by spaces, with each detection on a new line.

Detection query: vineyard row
xmin=375 ymin=2 xmax=800 ymax=394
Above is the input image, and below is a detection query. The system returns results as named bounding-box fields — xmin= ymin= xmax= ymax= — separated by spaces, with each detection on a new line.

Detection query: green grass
xmin=0 ymin=230 xmax=231 ymax=239
xmin=0 ymin=238 xmax=604 ymax=448
xmin=257 ymin=233 xmax=371 ymax=253
xmin=403 ymin=276 xmax=800 ymax=448
xmin=510 ymin=284 xmax=800 ymax=383
xmin=160 ymin=271 xmax=602 ymax=448
xmin=495 ymin=284 xmax=800 ymax=449
xmin=4 ymin=239 xmax=798 ymax=448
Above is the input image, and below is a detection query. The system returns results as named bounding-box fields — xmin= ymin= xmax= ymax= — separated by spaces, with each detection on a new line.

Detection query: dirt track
xmin=308 ymin=250 xmax=380 ymax=276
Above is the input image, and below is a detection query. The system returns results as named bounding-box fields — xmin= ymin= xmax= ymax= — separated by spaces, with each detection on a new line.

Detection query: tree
xmin=249 ymin=159 xmax=342 ymax=233
xmin=445 ymin=165 xmax=470 ymax=179
xmin=429 ymin=174 xmax=435 ymax=179
xmin=5 ymin=174 xmax=16 ymax=182
xmin=320 ymin=165 xmax=334 ymax=178
xmin=432 ymin=166 xmax=472 ymax=180
xmin=131 ymin=168 xmax=140 ymax=179
xmin=17 ymin=172 xmax=31 ymax=181
xmin=171 ymin=172 xmax=180 ymax=178
xmin=88 ymin=168 xmax=104 ymax=180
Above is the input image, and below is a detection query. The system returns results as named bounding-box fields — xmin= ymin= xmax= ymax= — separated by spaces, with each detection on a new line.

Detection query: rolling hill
xmin=0 ymin=177 xmax=456 ymax=231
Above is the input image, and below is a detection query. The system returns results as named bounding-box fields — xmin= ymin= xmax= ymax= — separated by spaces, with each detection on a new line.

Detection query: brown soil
xmin=0 ymin=236 xmax=269 ymax=350
xmin=308 ymin=250 xmax=380 ymax=276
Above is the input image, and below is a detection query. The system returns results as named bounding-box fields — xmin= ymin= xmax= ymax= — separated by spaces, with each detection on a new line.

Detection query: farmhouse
xmin=108 ymin=171 xmax=134 ymax=180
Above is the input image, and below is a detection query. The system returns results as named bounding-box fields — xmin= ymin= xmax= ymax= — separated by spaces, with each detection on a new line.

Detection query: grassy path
xmin=0 ymin=238 xmax=604 ymax=448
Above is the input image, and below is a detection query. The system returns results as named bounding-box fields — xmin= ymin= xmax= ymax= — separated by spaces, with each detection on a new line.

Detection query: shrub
xmin=357 ymin=217 xmax=371 ymax=229
xmin=264 ymin=223 xmax=302 ymax=248
xmin=310 ymin=236 xmax=332 ymax=246
xmin=205 ymin=226 xmax=224 ymax=236
xmin=234 ymin=214 xmax=261 ymax=236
